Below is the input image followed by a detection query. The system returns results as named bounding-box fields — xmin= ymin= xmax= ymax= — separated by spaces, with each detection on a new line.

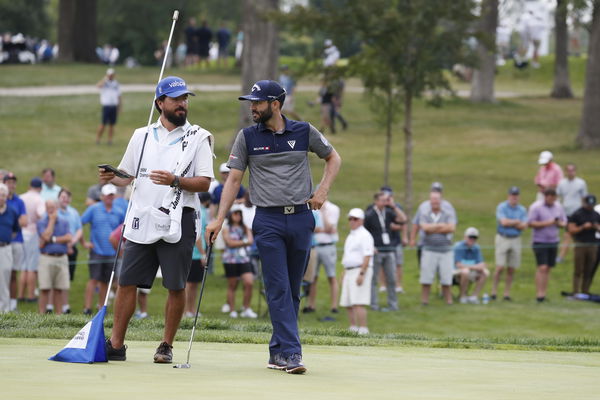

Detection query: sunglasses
xmin=468 ymin=236 xmax=478 ymax=240
xmin=348 ymin=217 xmax=359 ymax=221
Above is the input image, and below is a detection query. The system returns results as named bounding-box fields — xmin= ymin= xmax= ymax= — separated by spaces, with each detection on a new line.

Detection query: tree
xmin=551 ymin=0 xmax=574 ymax=98
xmin=238 ymin=0 xmax=280 ymax=129
xmin=578 ymin=0 xmax=600 ymax=148
xmin=470 ymin=0 xmax=498 ymax=103
xmin=279 ymin=0 xmax=476 ymax=216
xmin=58 ymin=0 xmax=97 ymax=62
xmin=0 ymin=0 xmax=50 ymax=39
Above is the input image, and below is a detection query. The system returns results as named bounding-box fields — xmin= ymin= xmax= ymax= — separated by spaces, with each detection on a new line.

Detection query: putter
xmin=174 ymin=239 xmax=214 ymax=369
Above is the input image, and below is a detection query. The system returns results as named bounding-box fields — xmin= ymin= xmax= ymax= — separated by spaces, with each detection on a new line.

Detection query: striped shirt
xmin=81 ymin=202 xmax=125 ymax=256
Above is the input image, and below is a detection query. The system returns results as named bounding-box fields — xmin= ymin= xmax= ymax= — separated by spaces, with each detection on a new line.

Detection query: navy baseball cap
xmin=238 ymin=80 xmax=286 ymax=103
xmin=584 ymin=194 xmax=597 ymax=206
xmin=30 ymin=177 xmax=42 ymax=188
xmin=508 ymin=186 xmax=520 ymax=195
xmin=155 ymin=76 xmax=195 ymax=99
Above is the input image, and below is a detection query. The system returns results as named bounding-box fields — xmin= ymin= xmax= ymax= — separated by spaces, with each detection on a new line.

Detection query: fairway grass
xmin=2 ymin=338 xmax=599 ymax=400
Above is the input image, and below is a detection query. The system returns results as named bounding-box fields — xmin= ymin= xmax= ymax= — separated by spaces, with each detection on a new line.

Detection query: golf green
xmin=2 ymin=338 xmax=599 ymax=399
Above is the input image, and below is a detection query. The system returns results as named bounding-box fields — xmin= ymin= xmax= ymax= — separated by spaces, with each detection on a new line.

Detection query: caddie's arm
xmin=205 ymin=168 xmax=244 ymax=244
xmin=149 ymin=170 xmax=210 ymax=192
xmin=309 ymin=149 xmax=341 ymax=210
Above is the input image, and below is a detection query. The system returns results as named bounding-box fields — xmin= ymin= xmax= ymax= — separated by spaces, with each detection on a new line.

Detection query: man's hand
xmin=98 ymin=167 xmax=116 ymax=184
xmin=83 ymin=241 xmax=94 ymax=250
xmin=205 ymin=220 xmax=222 ymax=245
xmin=356 ymin=273 xmax=365 ymax=286
xmin=150 ymin=170 xmax=175 ymax=186
xmin=308 ymin=187 xmax=327 ymax=210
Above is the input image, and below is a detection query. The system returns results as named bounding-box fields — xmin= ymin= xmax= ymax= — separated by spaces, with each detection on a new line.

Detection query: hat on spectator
xmin=348 ymin=208 xmax=365 ymax=220
xmin=3 ymin=172 xmax=16 ymax=182
xmin=380 ymin=185 xmax=393 ymax=194
xmin=106 ymin=68 xmax=115 ymax=75
xmin=198 ymin=192 xmax=211 ymax=204
xmin=431 ymin=182 xmax=443 ymax=192
xmin=465 ymin=227 xmax=479 ymax=238
xmin=508 ymin=186 xmax=520 ymax=195
xmin=219 ymin=163 xmax=230 ymax=173
xmin=538 ymin=150 xmax=553 ymax=165
xmin=155 ymin=76 xmax=195 ymax=99
xmin=584 ymin=194 xmax=597 ymax=206
xmin=30 ymin=177 xmax=42 ymax=188
xmin=101 ymin=183 xmax=117 ymax=196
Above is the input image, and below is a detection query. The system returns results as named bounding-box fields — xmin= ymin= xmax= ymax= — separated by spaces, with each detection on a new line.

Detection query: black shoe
xmin=536 ymin=296 xmax=546 ymax=303
xmin=83 ymin=308 xmax=92 ymax=316
xmin=330 ymin=308 xmax=339 ymax=314
xmin=64 ymin=308 xmax=71 ymax=314
xmin=490 ymin=294 xmax=497 ymax=301
xmin=285 ymin=354 xmax=306 ymax=374
xmin=503 ymin=296 xmax=512 ymax=302
xmin=45 ymin=309 xmax=52 ymax=314
xmin=302 ymin=307 xmax=315 ymax=314
xmin=267 ymin=353 xmax=287 ymax=370
xmin=105 ymin=339 xmax=127 ymax=361
xmin=153 ymin=342 xmax=173 ymax=363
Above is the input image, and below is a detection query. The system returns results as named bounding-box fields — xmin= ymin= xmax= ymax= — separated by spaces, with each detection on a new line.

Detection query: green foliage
xmin=0 ymin=0 xmax=51 ymax=38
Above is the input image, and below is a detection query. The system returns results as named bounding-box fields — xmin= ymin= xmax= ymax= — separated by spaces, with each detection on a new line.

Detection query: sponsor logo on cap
xmin=252 ymin=84 xmax=261 ymax=92
xmin=169 ymin=81 xmax=186 ymax=88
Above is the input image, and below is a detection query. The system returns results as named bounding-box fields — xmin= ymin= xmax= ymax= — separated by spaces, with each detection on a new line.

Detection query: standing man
xmin=96 ymin=68 xmax=121 ymax=145
xmin=534 ymin=151 xmax=563 ymax=202
xmin=216 ymin=23 xmax=231 ymax=69
xmin=4 ymin=173 xmax=27 ymax=312
xmin=57 ymin=188 xmax=83 ymax=314
xmin=40 ymin=168 xmax=61 ymax=201
xmin=491 ymin=186 xmax=528 ymax=301
xmin=196 ymin=20 xmax=212 ymax=68
xmin=100 ymin=76 xmax=214 ymax=363
xmin=528 ymin=188 xmax=567 ymax=303
xmin=206 ymin=80 xmax=341 ymax=374
xmin=0 ymin=183 xmax=20 ymax=313
xmin=364 ymin=192 xmax=406 ymax=311
xmin=279 ymin=65 xmax=301 ymax=120
xmin=339 ymin=208 xmax=374 ymax=335
xmin=567 ymin=194 xmax=600 ymax=294
xmin=557 ymin=163 xmax=588 ymax=263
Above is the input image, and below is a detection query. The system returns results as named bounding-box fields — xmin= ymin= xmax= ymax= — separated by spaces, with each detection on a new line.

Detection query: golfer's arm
xmin=179 ymin=176 xmax=211 ymax=193
xmin=317 ymin=149 xmax=341 ymax=195
xmin=215 ymin=169 xmax=244 ymax=223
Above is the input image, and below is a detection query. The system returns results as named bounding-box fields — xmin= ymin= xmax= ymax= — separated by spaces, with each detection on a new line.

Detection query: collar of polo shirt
xmin=258 ymin=115 xmax=293 ymax=135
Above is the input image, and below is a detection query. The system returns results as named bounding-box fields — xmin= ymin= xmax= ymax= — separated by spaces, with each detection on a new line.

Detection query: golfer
xmin=99 ymin=76 xmax=214 ymax=363
xmin=206 ymin=80 xmax=341 ymax=374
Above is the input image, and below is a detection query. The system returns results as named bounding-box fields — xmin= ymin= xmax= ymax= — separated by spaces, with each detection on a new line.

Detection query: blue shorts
xmin=101 ymin=105 xmax=118 ymax=125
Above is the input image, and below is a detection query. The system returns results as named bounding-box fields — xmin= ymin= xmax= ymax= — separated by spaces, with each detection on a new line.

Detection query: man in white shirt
xmin=339 ymin=208 xmax=374 ymax=335
xmin=96 ymin=68 xmax=122 ymax=145
xmin=99 ymin=76 xmax=214 ymax=364
xmin=557 ymin=163 xmax=588 ymax=262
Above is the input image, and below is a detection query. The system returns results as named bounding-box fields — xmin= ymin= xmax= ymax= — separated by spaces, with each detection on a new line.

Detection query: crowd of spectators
xmin=0 ymin=32 xmax=57 ymax=64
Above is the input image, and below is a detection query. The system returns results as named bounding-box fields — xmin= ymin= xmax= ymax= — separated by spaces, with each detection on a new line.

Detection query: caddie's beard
xmin=164 ymin=107 xmax=187 ymax=126
xmin=252 ymin=103 xmax=273 ymax=124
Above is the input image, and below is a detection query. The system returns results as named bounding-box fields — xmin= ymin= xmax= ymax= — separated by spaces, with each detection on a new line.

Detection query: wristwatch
xmin=170 ymin=175 xmax=180 ymax=188
xmin=51 ymin=236 xmax=56 ymax=243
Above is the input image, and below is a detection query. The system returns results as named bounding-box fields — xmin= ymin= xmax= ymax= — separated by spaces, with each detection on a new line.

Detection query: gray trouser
xmin=371 ymin=251 xmax=397 ymax=310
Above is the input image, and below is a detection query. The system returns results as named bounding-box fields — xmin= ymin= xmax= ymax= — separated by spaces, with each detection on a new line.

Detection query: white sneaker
xmin=184 ymin=311 xmax=197 ymax=318
xmin=221 ymin=303 xmax=231 ymax=313
xmin=229 ymin=310 xmax=238 ymax=318
xmin=379 ymin=286 xmax=386 ymax=292
xmin=349 ymin=325 xmax=359 ymax=333
xmin=357 ymin=327 xmax=370 ymax=335
xmin=467 ymin=296 xmax=480 ymax=304
xmin=240 ymin=308 xmax=258 ymax=318
xmin=108 ymin=290 xmax=115 ymax=300
xmin=395 ymin=287 xmax=404 ymax=294
xmin=459 ymin=296 xmax=468 ymax=304
xmin=134 ymin=311 xmax=148 ymax=319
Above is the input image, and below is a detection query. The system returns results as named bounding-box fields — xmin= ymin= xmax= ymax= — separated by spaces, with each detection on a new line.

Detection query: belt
xmin=0 ymin=242 xmax=9 ymax=247
xmin=257 ymin=204 xmax=310 ymax=215
xmin=42 ymin=252 xmax=66 ymax=257
xmin=315 ymin=242 xmax=335 ymax=247
xmin=498 ymin=233 xmax=519 ymax=239
xmin=345 ymin=266 xmax=361 ymax=270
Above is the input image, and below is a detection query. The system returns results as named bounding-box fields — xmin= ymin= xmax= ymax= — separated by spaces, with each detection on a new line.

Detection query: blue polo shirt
xmin=0 ymin=206 xmax=20 ymax=243
xmin=58 ymin=205 xmax=82 ymax=236
xmin=496 ymin=201 xmax=527 ymax=237
xmin=7 ymin=194 xmax=26 ymax=243
xmin=454 ymin=240 xmax=483 ymax=268
xmin=81 ymin=202 xmax=125 ymax=256
xmin=37 ymin=215 xmax=70 ymax=254
xmin=211 ymin=183 xmax=246 ymax=205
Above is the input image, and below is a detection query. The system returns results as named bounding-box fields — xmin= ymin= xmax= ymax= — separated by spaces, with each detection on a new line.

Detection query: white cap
xmin=538 ymin=150 xmax=553 ymax=165
xmin=230 ymin=204 xmax=243 ymax=213
xmin=324 ymin=39 xmax=333 ymax=47
xmin=101 ymin=183 xmax=117 ymax=196
xmin=348 ymin=208 xmax=365 ymax=220
xmin=465 ymin=227 xmax=479 ymax=238
xmin=219 ymin=163 xmax=230 ymax=173
xmin=106 ymin=68 xmax=115 ymax=75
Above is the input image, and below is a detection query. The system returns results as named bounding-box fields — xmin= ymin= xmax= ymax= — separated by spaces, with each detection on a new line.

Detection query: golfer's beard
xmin=253 ymin=105 xmax=273 ymax=124
xmin=165 ymin=108 xmax=187 ymax=126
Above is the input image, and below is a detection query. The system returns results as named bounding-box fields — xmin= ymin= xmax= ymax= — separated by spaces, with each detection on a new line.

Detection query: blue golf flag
xmin=49 ymin=305 xmax=108 ymax=363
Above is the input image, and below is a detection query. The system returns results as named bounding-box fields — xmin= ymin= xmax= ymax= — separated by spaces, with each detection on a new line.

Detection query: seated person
xmin=453 ymin=227 xmax=489 ymax=304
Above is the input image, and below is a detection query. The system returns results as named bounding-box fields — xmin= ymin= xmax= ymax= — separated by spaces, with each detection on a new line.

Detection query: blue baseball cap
xmin=238 ymin=80 xmax=286 ymax=103
xmin=155 ymin=76 xmax=195 ymax=99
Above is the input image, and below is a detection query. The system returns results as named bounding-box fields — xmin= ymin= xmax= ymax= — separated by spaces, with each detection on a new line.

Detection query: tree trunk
xmin=551 ymin=0 xmax=574 ymax=98
xmin=470 ymin=0 xmax=498 ymax=102
xmin=238 ymin=0 xmax=280 ymax=130
xmin=578 ymin=0 xmax=600 ymax=148
xmin=383 ymin=86 xmax=393 ymax=186
xmin=57 ymin=0 xmax=97 ymax=63
xmin=403 ymin=91 xmax=413 ymax=221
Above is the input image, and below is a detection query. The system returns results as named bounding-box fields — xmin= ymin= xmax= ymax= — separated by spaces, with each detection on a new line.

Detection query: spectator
xmin=86 ymin=179 xmax=104 ymax=206
xmin=557 ymin=163 xmax=588 ymax=263
xmin=419 ymin=191 xmax=457 ymax=305
xmin=96 ymin=68 xmax=121 ymax=145
xmin=184 ymin=18 xmax=199 ymax=67
xmin=302 ymin=207 xmax=325 ymax=313
xmin=57 ymin=188 xmax=83 ymax=314
xmin=4 ymin=173 xmax=27 ymax=312
xmin=528 ymin=188 xmax=567 ymax=303
xmin=153 ymin=40 xmax=173 ymax=68
xmin=37 ymin=199 xmax=71 ymax=314
xmin=0 ymin=183 xmax=20 ymax=312
xmin=184 ymin=193 xmax=210 ymax=318
xmin=210 ymin=163 xmax=246 ymax=219
xmin=18 ymin=177 xmax=45 ymax=302
xmin=454 ymin=227 xmax=489 ymax=304
xmin=330 ymin=76 xmax=348 ymax=132
xmin=196 ymin=20 xmax=212 ymax=68
xmin=222 ymin=206 xmax=256 ymax=318
xmin=318 ymin=74 xmax=335 ymax=134
xmin=567 ymin=195 xmax=600 ymax=295
xmin=81 ymin=183 xmax=125 ymax=315
xmin=306 ymin=199 xmax=340 ymax=314
xmin=216 ymin=23 xmax=231 ymax=68
xmin=279 ymin=65 xmax=301 ymax=120
xmin=340 ymin=208 xmax=374 ymax=335
xmin=364 ymin=192 xmax=406 ymax=311
xmin=234 ymin=29 xmax=243 ymax=64
xmin=534 ymin=151 xmax=563 ymax=202
xmin=323 ymin=39 xmax=340 ymax=67
xmin=40 ymin=168 xmax=61 ymax=200
xmin=491 ymin=186 xmax=528 ymax=301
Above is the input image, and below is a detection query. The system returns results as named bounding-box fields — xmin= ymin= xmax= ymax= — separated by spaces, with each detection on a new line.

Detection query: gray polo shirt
xmin=227 ymin=118 xmax=333 ymax=207
xmin=420 ymin=209 xmax=456 ymax=252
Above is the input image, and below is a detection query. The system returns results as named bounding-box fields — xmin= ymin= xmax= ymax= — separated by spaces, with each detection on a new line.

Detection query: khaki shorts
xmin=495 ymin=234 xmax=522 ymax=268
xmin=303 ymin=248 xmax=318 ymax=282
xmin=420 ymin=250 xmax=454 ymax=286
xmin=339 ymin=267 xmax=373 ymax=307
xmin=38 ymin=254 xmax=70 ymax=290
